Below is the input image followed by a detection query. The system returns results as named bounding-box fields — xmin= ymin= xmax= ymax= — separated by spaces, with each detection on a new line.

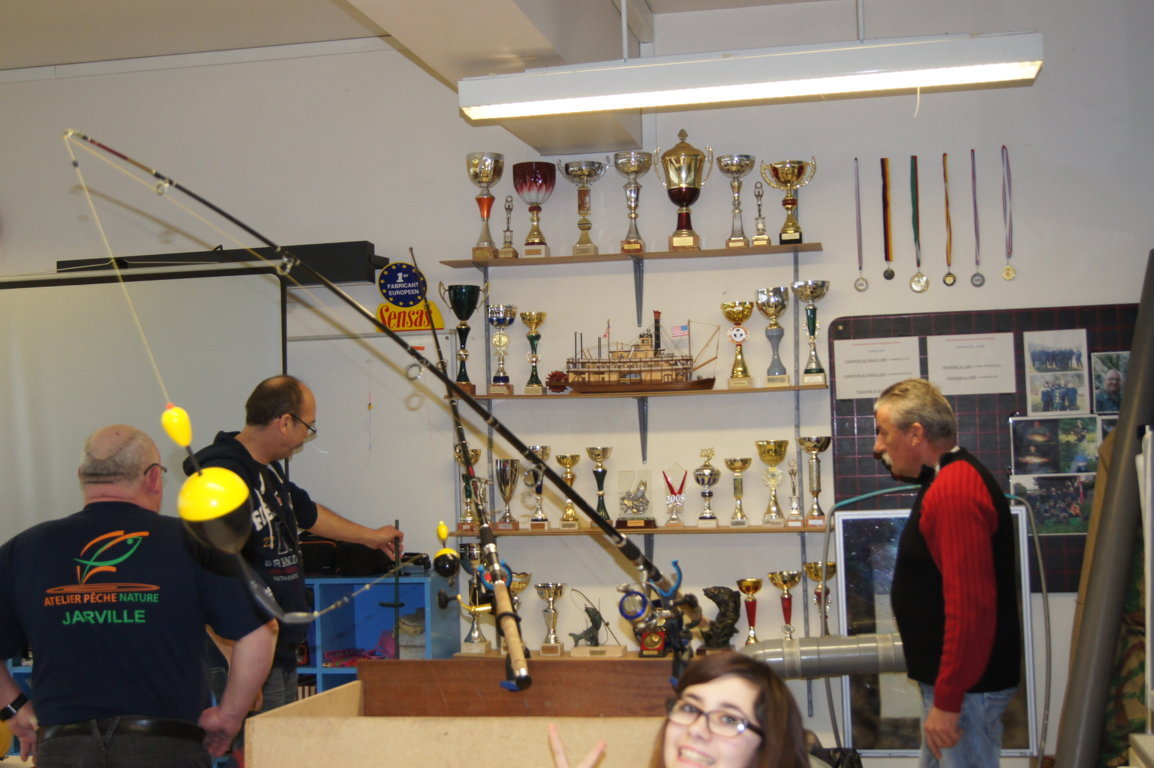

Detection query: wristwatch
xmin=0 ymin=692 xmax=28 ymax=721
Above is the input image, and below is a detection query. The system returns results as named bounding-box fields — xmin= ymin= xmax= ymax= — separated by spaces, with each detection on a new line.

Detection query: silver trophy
xmin=525 ymin=445 xmax=551 ymax=529
xmin=717 ymin=154 xmax=755 ymax=248
xmin=459 ymin=542 xmax=491 ymax=653
xmin=535 ymin=582 xmax=566 ymax=656
xmin=756 ymin=286 xmax=790 ymax=387
xmin=613 ymin=150 xmax=653 ymax=253
xmin=494 ymin=458 xmax=522 ymax=531
xmin=558 ymin=158 xmax=608 ymax=256
xmin=791 ymin=280 xmax=830 ymax=386
xmin=799 ymin=436 xmax=832 ymax=528
xmin=694 ymin=448 xmax=721 ymax=528
xmin=487 ymin=304 xmax=518 ymax=395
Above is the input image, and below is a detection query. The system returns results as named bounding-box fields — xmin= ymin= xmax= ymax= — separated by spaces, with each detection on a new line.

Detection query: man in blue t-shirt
xmin=0 ymin=425 xmax=276 ymax=767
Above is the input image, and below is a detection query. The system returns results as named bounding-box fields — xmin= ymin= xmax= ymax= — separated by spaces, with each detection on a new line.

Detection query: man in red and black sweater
xmin=874 ymin=379 xmax=1020 ymax=768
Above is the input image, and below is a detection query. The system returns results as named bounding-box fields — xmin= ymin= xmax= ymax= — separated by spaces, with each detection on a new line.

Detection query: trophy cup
xmin=616 ymin=470 xmax=655 ymax=529
xmin=662 ymin=467 xmax=687 ymax=527
xmin=799 ymin=435 xmax=831 ymax=529
xmin=556 ymin=454 xmax=582 ymax=529
xmin=755 ymin=286 xmax=790 ymax=387
xmin=520 ymin=311 xmax=546 ymax=396
xmin=755 ymin=439 xmax=788 ymax=527
xmin=487 ymin=304 xmax=518 ymax=395
xmin=804 ymin=561 xmax=837 ymax=631
xmin=453 ymin=445 xmax=482 ymax=533
xmin=535 ymin=582 xmax=566 ymax=656
xmin=459 ymin=542 xmax=492 ymax=653
xmin=785 ymin=458 xmax=804 ymax=529
xmin=497 ymin=195 xmax=519 ymax=259
xmin=767 ymin=570 xmax=802 ymax=640
xmin=717 ymin=154 xmax=755 ymax=248
xmin=736 ymin=577 xmax=762 ymax=645
xmin=558 ymin=158 xmax=608 ymax=256
xmin=654 ymin=129 xmax=713 ymax=251
xmin=525 ymin=445 xmax=551 ymax=530
xmin=613 ymin=150 xmax=653 ymax=253
xmin=694 ymin=448 xmax=721 ymax=528
xmin=724 ymin=457 xmax=752 ymax=527
xmin=513 ymin=161 xmax=556 ymax=258
xmin=439 ymin=282 xmax=488 ymax=396
xmin=466 ymin=152 xmax=504 ymax=260
xmin=791 ymin=280 xmax=830 ymax=386
xmin=586 ymin=447 xmax=612 ymax=521
xmin=761 ymin=158 xmax=817 ymax=245
xmin=494 ymin=458 xmax=522 ymax=531
xmin=751 ymin=181 xmax=771 ymax=246
xmin=722 ymin=300 xmax=755 ymax=389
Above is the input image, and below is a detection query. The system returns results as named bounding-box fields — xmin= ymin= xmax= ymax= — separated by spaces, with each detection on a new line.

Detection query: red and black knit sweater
xmin=890 ymin=448 xmax=1022 ymax=712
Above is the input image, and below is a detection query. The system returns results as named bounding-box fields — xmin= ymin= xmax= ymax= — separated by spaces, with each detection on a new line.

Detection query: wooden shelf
xmin=440 ymin=242 xmax=822 ymax=269
xmin=467 ymin=383 xmax=827 ymax=401
xmin=449 ymin=523 xmax=826 ymax=537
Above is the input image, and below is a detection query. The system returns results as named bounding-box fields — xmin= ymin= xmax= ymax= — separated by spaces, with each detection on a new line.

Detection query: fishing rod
xmin=65 ymin=129 xmax=689 ymax=669
xmin=409 ymin=247 xmax=529 ymax=689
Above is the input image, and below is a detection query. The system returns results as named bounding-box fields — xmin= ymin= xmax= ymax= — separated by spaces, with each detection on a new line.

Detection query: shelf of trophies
xmin=464 ymin=382 xmax=827 ymax=402
xmin=439 ymin=242 xmax=822 ymax=270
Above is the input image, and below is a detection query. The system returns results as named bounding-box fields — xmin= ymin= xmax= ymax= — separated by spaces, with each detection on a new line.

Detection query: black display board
xmin=827 ymin=303 xmax=1138 ymax=592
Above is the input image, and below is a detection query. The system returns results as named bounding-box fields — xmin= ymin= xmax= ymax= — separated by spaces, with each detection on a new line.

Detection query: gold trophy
xmin=785 ymin=458 xmax=804 ymax=529
xmin=439 ymin=282 xmax=489 ymax=396
xmin=558 ymin=158 xmax=608 ymax=256
xmin=525 ymin=445 xmax=551 ymax=530
xmin=616 ymin=469 xmax=655 ymax=529
xmin=613 ymin=150 xmax=653 ymax=252
xmin=768 ymin=570 xmax=802 ymax=640
xmin=487 ymin=304 xmax=518 ymax=395
xmin=722 ymin=300 xmax=755 ymax=389
xmin=694 ymin=448 xmax=721 ymax=528
xmin=586 ymin=447 xmax=612 ymax=521
xmin=459 ymin=542 xmax=492 ymax=654
xmin=755 ymin=439 xmax=788 ymax=526
xmin=717 ymin=154 xmax=755 ymax=248
xmin=556 ymin=453 xmax=582 ymax=529
xmin=755 ymin=287 xmax=790 ymax=388
xmin=791 ymin=280 xmax=829 ymax=386
xmin=498 ymin=570 xmax=534 ymax=655
xmin=513 ymin=161 xmax=556 ymax=258
xmin=761 ymin=158 xmax=817 ymax=245
xmin=799 ymin=435 xmax=831 ymax=529
xmin=654 ymin=129 xmax=713 ymax=251
xmin=736 ymin=577 xmax=762 ymax=645
xmin=466 ymin=152 xmax=504 ymax=260
xmin=454 ymin=445 xmax=482 ymax=533
xmin=724 ymin=457 xmax=752 ymax=527
xmin=494 ymin=457 xmax=522 ymax=531
xmin=520 ymin=311 xmax=546 ymax=396
xmin=535 ymin=582 xmax=566 ymax=656
xmin=804 ymin=561 xmax=837 ymax=631
xmin=751 ymin=181 xmax=771 ymax=246
xmin=497 ymin=195 xmax=519 ymax=259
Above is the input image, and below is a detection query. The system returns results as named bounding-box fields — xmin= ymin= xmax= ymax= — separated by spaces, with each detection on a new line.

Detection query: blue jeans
xmin=918 ymin=683 xmax=1016 ymax=768
xmin=208 ymin=661 xmax=298 ymax=768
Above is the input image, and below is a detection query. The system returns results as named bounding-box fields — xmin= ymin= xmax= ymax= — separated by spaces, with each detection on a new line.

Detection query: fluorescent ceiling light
xmin=459 ymin=32 xmax=1042 ymax=120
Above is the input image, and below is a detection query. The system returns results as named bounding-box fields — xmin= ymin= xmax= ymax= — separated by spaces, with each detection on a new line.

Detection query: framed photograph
xmin=1090 ymin=351 xmax=1128 ymax=414
xmin=834 ymin=508 xmax=1036 ymax=756
xmin=1023 ymin=329 xmax=1090 ymax=415
xmin=1010 ymin=474 xmax=1095 ymax=534
xmin=1010 ymin=416 xmax=1099 ymax=476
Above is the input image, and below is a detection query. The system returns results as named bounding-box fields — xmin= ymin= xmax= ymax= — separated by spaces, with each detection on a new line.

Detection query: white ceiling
xmin=0 ymin=0 xmax=796 ymax=72
xmin=1 ymin=0 xmax=812 ymax=154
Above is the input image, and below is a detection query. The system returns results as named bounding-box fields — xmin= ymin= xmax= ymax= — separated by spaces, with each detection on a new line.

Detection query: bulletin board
xmin=826 ymin=303 xmax=1138 ymax=593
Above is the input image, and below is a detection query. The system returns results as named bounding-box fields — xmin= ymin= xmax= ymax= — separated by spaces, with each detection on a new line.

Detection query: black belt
xmin=40 ymin=716 xmax=205 ymax=743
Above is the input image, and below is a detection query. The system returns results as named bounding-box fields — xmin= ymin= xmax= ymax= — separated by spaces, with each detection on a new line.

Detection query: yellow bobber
xmin=178 ymin=466 xmax=252 ymax=553
xmin=161 ymin=403 xmax=193 ymax=448
xmin=433 ymin=520 xmax=461 ymax=579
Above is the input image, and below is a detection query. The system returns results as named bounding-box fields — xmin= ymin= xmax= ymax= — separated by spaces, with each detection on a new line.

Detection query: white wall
xmin=1 ymin=0 xmax=1151 ymax=761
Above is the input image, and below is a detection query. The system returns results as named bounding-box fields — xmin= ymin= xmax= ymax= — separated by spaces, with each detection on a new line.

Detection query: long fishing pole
xmin=64 ymin=129 xmax=684 ymax=640
xmin=409 ymin=247 xmax=530 ymax=689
